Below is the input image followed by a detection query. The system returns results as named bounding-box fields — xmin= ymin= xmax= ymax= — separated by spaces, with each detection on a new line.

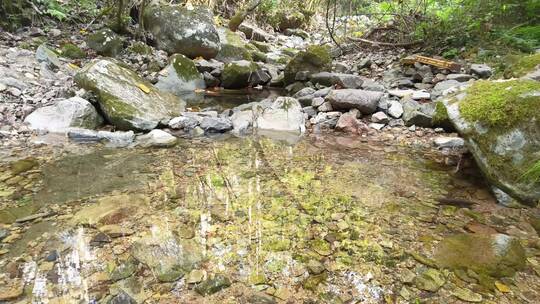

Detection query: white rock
xmin=388 ymin=100 xmax=404 ymax=118
xmin=255 ymin=97 xmax=305 ymax=134
xmin=371 ymin=111 xmax=389 ymax=124
xmin=411 ymin=91 xmax=431 ymax=100
xmin=434 ymin=136 xmax=465 ymax=149
xmin=369 ymin=123 xmax=385 ymax=130
xmin=136 ymin=129 xmax=177 ymax=147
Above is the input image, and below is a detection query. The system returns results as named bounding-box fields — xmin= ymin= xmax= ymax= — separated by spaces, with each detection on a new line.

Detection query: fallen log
xmin=401 ymin=55 xmax=461 ymax=72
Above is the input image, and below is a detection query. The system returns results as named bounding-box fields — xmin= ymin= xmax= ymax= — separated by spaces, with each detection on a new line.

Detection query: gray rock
xmin=311 ymin=97 xmax=325 ymax=107
xmin=67 ymin=129 xmax=135 ymax=147
xmin=302 ymin=106 xmax=317 ymax=118
xmin=317 ymin=101 xmax=333 ymax=112
xmin=447 ymin=74 xmax=474 ymax=82
xmin=216 ymin=28 xmax=252 ymax=63
xmin=369 ymin=123 xmax=385 ymax=130
xmin=432 ymin=80 xmax=461 ymax=98
xmin=195 ymin=59 xmax=224 ymax=74
xmin=325 ymin=89 xmax=383 ymax=114
xmin=155 ymin=54 xmax=206 ymax=95
xmin=293 ymin=87 xmax=316 ymax=99
xmin=388 ymin=100 xmax=404 ymax=118
xmin=311 ymin=112 xmax=341 ymax=129
xmin=143 ymin=4 xmax=220 ymax=59
xmin=361 ymin=79 xmax=386 ymax=92
xmin=470 ymin=64 xmax=492 ymax=79
xmin=75 ymin=59 xmax=185 ymax=131
xmin=238 ymin=23 xmax=272 ymax=42
xmin=371 ymin=111 xmax=389 ymax=124
xmin=309 ymin=72 xmax=364 ymax=89
xmin=230 ymin=110 xmax=254 ymax=135
xmin=203 ymin=72 xmax=220 ymax=87
xmin=411 ymin=91 xmax=431 ymax=100
xmin=222 ymin=60 xmax=266 ymax=89
xmin=433 ymin=136 xmax=465 ymax=149
xmin=402 ymin=98 xmax=436 ymax=127
xmin=87 ymin=28 xmax=123 ymax=57
xmin=136 ymin=129 xmax=177 ymax=148
xmin=35 ymin=44 xmax=62 ymax=69
xmin=200 ymin=116 xmax=233 ymax=133
xmin=24 ymin=97 xmax=102 ymax=133
xmin=313 ymin=87 xmax=332 ymax=97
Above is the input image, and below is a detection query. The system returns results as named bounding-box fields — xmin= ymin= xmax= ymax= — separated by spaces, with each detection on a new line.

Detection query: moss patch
xmin=503 ymin=53 xmax=540 ymax=78
xmin=459 ymin=80 xmax=540 ymax=128
xmin=283 ymin=45 xmax=331 ymax=85
xmin=169 ymin=54 xmax=201 ymax=81
xmin=432 ymin=101 xmax=449 ymax=125
xmin=60 ymin=43 xmax=86 ymax=59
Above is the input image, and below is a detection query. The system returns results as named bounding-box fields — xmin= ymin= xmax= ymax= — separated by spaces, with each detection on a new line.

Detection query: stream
xmin=1 ymin=130 xmax=539 ymax=303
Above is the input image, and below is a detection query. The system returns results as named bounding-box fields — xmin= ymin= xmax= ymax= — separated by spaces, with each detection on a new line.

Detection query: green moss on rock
xmin=128 ymin=42 xmax=153 ymax=55
xmin=504 ymin=53 xmax=540 ymax=78
xmin=60 ymin=43 xmax=86 ymax=59
xmin=284 ymin=45 xmax=332 ymax=85
xmin=459 ymin=80 xmax=540 ymax=128
xmin=87 ymin=28 xmax=124 ymax=57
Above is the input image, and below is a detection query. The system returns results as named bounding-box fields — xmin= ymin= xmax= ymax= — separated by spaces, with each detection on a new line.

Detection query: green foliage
xmin=459 ymin=80 xmax=540 ymax=128
xmin=521 ymin=160 xmax=540 ymax=183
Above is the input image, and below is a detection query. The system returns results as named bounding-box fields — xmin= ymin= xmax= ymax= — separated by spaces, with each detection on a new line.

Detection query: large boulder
xmin=86 ymin=28 xmax=124 ymax=57
xmin=221 ymin=60 xmax=269 ymax=89
xmin=434 ymin=233 xmax=526 ymax=278
xmin=238 ymin=23 xmax=272 ymax=42
xmin=309 ymin=72 xmax=363 ymax=89
xmin=255 ymin=97 xmax=305 ymax=134
xmin=284 ymin=45 xmax=331 ymax=85
xmin=24 ymin=97 xmax=103 ymax=133
xmin=325 ymin=89 xmax=383 ymax=114
xmin=215 ymin=28 xmax=252 ymax=63
xmin=155 ymin=54 xmax=205 ymax=95
xmin=441 ymin=79 xmax=540 ymax=206
xmin=75 ymin=59 xmax=185 ymax=131
xmin=143 ymin=4 xmax=220 ymax=59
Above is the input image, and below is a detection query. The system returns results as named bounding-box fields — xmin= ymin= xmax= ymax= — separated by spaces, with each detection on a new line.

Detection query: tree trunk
xmin=228 ymin=0 xmax=262 ymax=32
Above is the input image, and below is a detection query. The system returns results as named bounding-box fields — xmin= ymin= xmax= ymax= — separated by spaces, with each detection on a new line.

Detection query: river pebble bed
xmin=0 ymin=132 xmax=539 ymax=304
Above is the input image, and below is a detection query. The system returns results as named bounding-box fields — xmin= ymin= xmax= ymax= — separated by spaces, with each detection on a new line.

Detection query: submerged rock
xmin=143 ymin=3 xmax=220 ymax=59
xmin=131 ymin=233 xmax=203 ymax=282
xmin=194 ymin=274 xmax=231 ymax=295
xmin=72 ymin=194 xmax=149 ymax=226
xmin=284 ymin=45 xmax=331 ymax=85
xmin=155 ymin=54 xmax=205 ymax=95
xmin=414 ymin=268 xmax=445 ymax=292
xmin=441 ymin=80 xmax=540 ymax=205
xmin=75 ymin=59 xmax=185 ymax=130
xmin=87 ymin=28 xmax=124 ymax=57
xmin=433 ymin=233 xmax=526 ymax=278
xmin=325 ymin=89 xmax=383 ymax=114
xmin=24 ymin=97 xmax=102 ymax=133
xmin=255 ymin=97 xmax=305 ymax=134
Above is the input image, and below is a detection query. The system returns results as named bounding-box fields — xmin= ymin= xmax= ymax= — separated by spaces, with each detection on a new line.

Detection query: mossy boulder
xmin=434 ymin=233 xmax=526 ymax=278
xmin=216 ymin=28 xmax=252 ymax=63
xmin=271 ymin=10 xmax=312 ymax=31
xmin=441 ymin=80 xmax=540 ymax=206
xmin=155 ymin=54 xmax=205 ymax=95
xmin=284 ymin=45 xmax=331 ymax=85
xmin=127 ymin=42 xmax=153 ymax=55
xmin=59 ymin=43 xmax=86 ymax=59
xmin=503 ymin=53 xmax=540 ymax=79
xmin=74 ymin=59 xmax=185 ymax=131
xmin=143 ymin=3 xmax=220 ymax=59
xmin=221 ymin=60 xmax=267 ymax=89
xmin=86 ymin=28 xmax=124 ymax=57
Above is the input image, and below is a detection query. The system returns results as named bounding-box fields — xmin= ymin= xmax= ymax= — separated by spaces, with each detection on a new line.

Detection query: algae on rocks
xmin=284 ymin=45 xmax=332 ymax=85
xmin=155 ymin=54 xmax=206 ymax=95
xmin=441 ymin=79 xmax=540 ymax=206
xmin=143 ymin=3 xmax=220 ymax=59
xmin=221 ymin=60 xmax=265 ymax=89
xmin=434 ymin=233 xmax=526 ymax=278
xmin=215 ymin=28 xmax=253 ymax=63
xmin=75 ymin=58 xmax=185 ymax=131
xmin=87 ymin=28 xmax=124 ymax=57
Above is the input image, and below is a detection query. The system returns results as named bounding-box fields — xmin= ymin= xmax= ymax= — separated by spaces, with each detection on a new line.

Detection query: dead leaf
xmin=138 ymin=83 xmax=151 ymax=94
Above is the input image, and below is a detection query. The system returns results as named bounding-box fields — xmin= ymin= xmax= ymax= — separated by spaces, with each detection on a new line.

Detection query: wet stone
xmin=194 ymin=274 xmax=231 ymax=295
xmin=414 ymin=268 xmax=445 ymax=292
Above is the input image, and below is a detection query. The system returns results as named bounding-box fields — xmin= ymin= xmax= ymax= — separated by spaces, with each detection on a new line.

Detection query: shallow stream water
xmin=0 ymin=134 xmax=539 ymax=303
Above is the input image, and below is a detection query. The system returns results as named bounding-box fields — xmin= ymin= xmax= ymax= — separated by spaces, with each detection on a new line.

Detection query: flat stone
xmin=371 ymin=111 xmax=389 ymax=124
xmin=411 ymin=91 xmax=431 ymax=100
xmin=433 ymin=136 xmax=465 ymax=149
xmin=447 ymin=73 xmax=474 ymax=82
xmin=414 ymin=268 xmax=445 ymax=292
xmin=136 ymin=130 xmax=177 ymax=148
xmin=388 ymin=100 xmax=404 ymax=118
xmin=99 ymin=225 xmax=135 ymax=238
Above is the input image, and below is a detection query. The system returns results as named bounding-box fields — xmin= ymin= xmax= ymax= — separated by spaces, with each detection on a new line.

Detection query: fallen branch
xmin=347 ymin=36 xmax=422 ymax=48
